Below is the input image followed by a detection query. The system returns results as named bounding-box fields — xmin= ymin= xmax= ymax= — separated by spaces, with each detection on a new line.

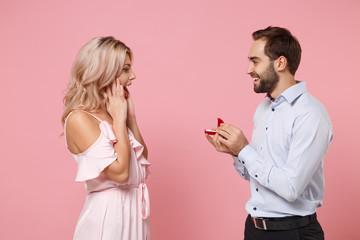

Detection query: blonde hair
xmin=62 ymin=36 xmax=132 ymax=125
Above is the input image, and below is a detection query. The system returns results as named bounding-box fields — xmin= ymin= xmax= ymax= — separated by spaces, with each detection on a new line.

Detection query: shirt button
xmin=253 ymin=207 xmax=257 ymax=211
xmin=242 ymin=161 xmax=245 ymax=164
xmin=265 ymin=127 xmax=268 ymax=130
xmin=255 ymin=175 xmax=258 ymax=178
xmin=256 ymin=188 xmax=259 ymax=191
xmin=272 ymin=108 xmax=275 ymax=111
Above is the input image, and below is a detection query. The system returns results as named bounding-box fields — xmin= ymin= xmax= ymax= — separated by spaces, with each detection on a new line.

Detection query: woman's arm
xmin=127 ymin=118 xmax=148 ymax=159
xmin=125 ymin=87 xmax=148 ymax=159
xmin=102 ymin=79 xmax=131 ymax=183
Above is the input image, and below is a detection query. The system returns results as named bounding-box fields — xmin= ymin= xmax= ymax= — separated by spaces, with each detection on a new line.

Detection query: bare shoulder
xmin=66 ymin=111 xmax=97 ymax=128
xmin=66 ymin=111 xmax=101 ymax=154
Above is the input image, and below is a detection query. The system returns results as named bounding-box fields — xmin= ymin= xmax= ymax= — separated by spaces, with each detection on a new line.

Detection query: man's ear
xmin=274 ymin=56 xmax=287 ymax=72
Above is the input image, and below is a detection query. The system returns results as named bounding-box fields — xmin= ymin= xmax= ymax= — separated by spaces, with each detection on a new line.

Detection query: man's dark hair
xmin=252 ymin=26 xmax=302 ymax=75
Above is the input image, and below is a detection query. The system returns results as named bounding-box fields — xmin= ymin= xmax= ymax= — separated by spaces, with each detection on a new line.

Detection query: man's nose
xmin=246 ymin=63 xmax=254 ymax=75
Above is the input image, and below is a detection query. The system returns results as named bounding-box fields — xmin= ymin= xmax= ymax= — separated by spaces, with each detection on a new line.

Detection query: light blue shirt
xmin=233 ymin=81 xmax=333 ymax=218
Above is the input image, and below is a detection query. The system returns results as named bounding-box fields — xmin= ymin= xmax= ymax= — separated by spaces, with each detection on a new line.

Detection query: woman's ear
xmin=274 ymin=56 xmax=287 ymax=72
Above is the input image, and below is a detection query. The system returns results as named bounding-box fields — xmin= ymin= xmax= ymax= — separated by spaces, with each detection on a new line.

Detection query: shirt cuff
xmin=238 ymin=145 xmax=272 ymax=185
xmin=238 ymin=145 xmax=257 ymax=162
xmin=232 ymin=154 xmax=247 ymax=179
xmin=232 ymin=154 xmax=242 ymax=166
xmin=238 ymin=145 xmax=262 ymax=172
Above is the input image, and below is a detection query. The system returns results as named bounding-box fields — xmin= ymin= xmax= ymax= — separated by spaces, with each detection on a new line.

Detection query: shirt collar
xmin=281 ymin=81 xmax=307 ymax=104
xmin=268 ymin=81 xmax=307 ymax=104
xmin=266 ymin=93 xmax=275 ymax=101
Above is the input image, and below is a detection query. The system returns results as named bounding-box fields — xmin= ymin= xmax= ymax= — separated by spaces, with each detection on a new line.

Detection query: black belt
xmin=251 ymin=213 xmax=317 ymax=231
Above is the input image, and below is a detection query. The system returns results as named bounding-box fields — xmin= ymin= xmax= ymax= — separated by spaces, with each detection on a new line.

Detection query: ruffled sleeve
xmin=74 ymin=122 xmax=118 ymax=182
xmin=128 ymin=129 xmax=151 ymax=179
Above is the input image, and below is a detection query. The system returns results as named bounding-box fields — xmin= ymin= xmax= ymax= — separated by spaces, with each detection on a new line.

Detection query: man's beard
xmin=254 ymin=62 xmax=279 ymax=94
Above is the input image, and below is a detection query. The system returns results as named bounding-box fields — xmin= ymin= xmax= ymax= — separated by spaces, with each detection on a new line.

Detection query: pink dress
xmin=64 ymin=111 xmax=150 ymax=240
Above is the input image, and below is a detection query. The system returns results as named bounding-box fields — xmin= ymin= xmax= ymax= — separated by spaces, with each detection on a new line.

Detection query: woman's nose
xmin=130 ymin=71 xmax=136 ymax=80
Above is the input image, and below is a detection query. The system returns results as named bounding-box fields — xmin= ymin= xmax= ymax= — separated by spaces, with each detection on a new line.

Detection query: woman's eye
xmin=123 ymin=68 xmax=129 ymax=73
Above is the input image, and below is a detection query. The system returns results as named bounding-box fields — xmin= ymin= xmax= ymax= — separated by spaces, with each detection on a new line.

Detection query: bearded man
xmin=206 ymin=26 xmax=333 ymax=240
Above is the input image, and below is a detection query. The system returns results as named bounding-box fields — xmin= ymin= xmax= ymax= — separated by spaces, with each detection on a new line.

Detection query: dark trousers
xmin=244 ymin=214 xmax=324 ymax=240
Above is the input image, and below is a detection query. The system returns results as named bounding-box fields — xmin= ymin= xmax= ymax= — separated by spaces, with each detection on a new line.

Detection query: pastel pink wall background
xmin=1 ymin=0 xmax=359 ymax=239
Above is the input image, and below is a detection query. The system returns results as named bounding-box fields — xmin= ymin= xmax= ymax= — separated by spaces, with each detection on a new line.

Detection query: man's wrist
xmin=233 ymin=144 xmax=248 ymax=157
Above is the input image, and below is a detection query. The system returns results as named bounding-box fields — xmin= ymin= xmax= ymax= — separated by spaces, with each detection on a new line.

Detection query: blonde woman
xmin=62 ymin=37 xmax=150 ymax=240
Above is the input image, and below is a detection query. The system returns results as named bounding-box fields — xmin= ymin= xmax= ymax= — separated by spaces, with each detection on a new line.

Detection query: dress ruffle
xmin=75 ymin=122 xmax=118 ymax=182
xmin=128 ymin=129 xmax=151 ymax=179
xmin=99 ymin=121 xmax=117 ymax=143
xmin=75 ymin=122 xmax=150 ymax=182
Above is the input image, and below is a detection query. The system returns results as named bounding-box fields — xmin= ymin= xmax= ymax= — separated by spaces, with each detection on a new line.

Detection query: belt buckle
xmin=253 ymin=217 xmax=267 ymax=230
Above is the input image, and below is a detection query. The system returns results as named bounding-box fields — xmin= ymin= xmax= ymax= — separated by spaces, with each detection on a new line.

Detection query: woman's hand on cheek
xmin=124 ymin=87 xmax=136 ymax=122
xmin=106 ymin=78 xmax=128 ymax=124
